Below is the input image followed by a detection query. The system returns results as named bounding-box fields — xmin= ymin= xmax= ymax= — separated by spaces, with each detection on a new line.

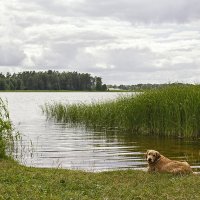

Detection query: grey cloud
xmin=72 ymin=47 xmax=160 ymax=74
xmin=47 ymin=31 xmax=115 ymax=45
xmin=71 ymin=45 xmax=200 ymax=84
xmin=12 ymin=14 xmax=61 ymax=28
xmin=105 ymin=47 xmax=158 ymax=72
xmin=28 ymin=29 xmax=116 ymax=68
xmin=0 ymin=44 xmax=26 ymax=66
xmin=78 ymin=0 xmax=200 ymax=23
xmin=31 ymin=42 xmax=79 ymax=68
xmin=17 ymin=0 xmax=74 ymax=17
xmin=157 ymin=61 xmax=200 ymax=72
xmin=16 ymin=0 xmax=200 ymax=23
xmin=59 ymin=47 xmax=158 ymax=74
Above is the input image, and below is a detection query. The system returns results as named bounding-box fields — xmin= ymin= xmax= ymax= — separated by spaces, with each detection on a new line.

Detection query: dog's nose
xmin=148 ymin=158 xmax=152 ymax=162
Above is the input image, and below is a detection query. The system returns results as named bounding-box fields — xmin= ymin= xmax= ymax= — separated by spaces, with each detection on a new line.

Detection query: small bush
xmin=0 ymin=98 xmax=13 ymax=158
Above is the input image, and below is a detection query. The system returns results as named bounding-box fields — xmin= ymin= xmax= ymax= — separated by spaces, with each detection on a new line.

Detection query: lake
xmin=0 ymin=92 xmax=200 ymax=172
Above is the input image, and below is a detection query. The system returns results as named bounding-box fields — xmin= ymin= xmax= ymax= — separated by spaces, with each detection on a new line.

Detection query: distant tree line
xmin=0 ymin=70 xmax=107 ymax=91
xmin=107 ymin=83 xmax=193 ymax=91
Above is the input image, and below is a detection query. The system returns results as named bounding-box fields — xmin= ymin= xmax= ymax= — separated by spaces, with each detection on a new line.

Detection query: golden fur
xmin=145 ymin=150 xmax=193 ymax=174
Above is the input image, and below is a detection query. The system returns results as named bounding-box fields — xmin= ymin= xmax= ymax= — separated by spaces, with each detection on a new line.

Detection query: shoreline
xmin=1 ymin=159 xmax=200 ymax=199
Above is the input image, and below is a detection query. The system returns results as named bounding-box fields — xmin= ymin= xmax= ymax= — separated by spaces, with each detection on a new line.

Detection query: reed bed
xmin=43 ymin=85 xmax=200 ymax=138
xmin=0 ymin=98 xmax=13 ymax=158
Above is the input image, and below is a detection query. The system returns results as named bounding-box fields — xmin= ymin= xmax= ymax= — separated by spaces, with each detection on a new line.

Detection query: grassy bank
xmin=0 ymin=159 xmax=199 ymax=200
xmin=43 ymin=85 xmax=200 ymax=138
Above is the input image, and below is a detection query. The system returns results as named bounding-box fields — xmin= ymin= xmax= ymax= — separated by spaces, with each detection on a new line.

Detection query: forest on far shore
xmin=0 ymin=70 xmax=107 ymax=91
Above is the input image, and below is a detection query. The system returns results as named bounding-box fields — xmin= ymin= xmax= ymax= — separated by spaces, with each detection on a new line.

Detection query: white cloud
xmin=0 ymin=43 xmax=26 ymax=66
xmin=1 ymin=0 xmax=200 ymax=84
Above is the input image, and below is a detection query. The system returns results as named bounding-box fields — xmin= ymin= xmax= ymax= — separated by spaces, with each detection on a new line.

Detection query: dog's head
xmin=145 ymin=150 xmax=161 ymax=164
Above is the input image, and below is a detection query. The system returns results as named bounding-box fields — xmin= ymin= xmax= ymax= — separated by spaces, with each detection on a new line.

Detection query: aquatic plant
xmin=0 ymin=98 xmax=13 ymax=158
xmin=43 ymin=85 xmax=200 ymax=138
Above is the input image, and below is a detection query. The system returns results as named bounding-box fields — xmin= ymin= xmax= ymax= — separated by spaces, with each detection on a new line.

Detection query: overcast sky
xmin=1 ymin=0 xmax=200 ymax=84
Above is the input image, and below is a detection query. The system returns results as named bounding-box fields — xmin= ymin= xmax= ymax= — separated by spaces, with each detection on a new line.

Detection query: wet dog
xmin=145 ymin=150 xmax=193 ymax=174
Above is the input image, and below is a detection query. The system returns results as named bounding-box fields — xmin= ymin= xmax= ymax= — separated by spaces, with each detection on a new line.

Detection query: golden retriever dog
xmin=145 ymin=150 xmax=193 ymax=174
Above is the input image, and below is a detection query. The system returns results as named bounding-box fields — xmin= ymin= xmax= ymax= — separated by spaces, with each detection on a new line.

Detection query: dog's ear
xmin=145 ymin=150 xmax=149 ymax=159
xmin=156 ymin=151 xmax=161 ymax=159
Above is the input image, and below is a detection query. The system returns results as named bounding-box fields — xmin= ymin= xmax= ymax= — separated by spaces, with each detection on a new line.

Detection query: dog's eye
xmin=153 ymin=155 xmax=156 ymax=157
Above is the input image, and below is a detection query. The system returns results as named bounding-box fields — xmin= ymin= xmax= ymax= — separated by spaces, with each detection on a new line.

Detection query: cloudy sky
xmin=1 ymin=0 xmax=200 ymax=84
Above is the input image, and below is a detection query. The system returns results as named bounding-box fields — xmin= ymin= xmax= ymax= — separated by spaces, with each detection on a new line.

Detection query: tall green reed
xmin=0 ymin=98 xmax=13 ymax=158
xmin=42 ymin=85 xmax=200 ymax=138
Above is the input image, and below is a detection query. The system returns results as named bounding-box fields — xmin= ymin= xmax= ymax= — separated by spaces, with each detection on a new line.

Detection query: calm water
xmin=0 ymin=92 xmax=200 ymax=172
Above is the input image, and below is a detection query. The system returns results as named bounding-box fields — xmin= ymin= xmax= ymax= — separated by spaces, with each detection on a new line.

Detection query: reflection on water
xmin=0 ymin=92 xmax=200 ymax=172
xmin=15 ymin=122 xmax=146 ymax=171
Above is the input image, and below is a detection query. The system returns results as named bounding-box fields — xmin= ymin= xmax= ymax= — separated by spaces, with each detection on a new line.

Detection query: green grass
xmin=43 ymin=85 xmax=200 ymax=138
xmin=0 ymin=159 xmax=200 ymax=200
